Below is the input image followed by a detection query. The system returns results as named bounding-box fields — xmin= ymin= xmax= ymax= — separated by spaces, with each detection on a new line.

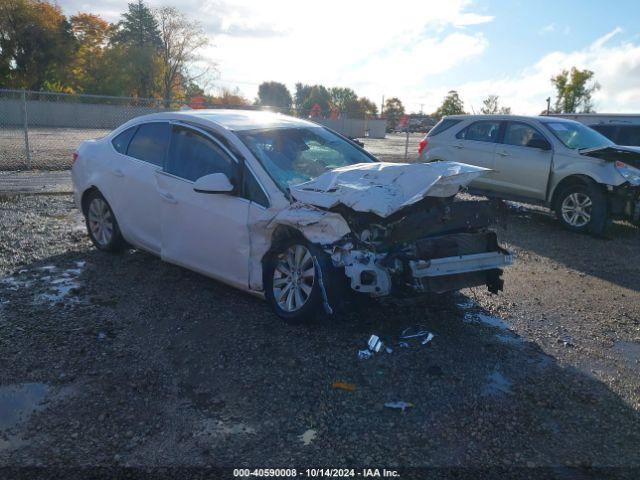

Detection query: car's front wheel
xmin=264 ymin=239 xmax=339 ymax=323
xmin=555 ymin=181 xmax=608 ymax=235
xmin=84 ymin=190 xmax=126 ymax=252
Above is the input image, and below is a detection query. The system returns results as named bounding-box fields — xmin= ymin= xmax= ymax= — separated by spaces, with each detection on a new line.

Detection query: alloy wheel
xmin=272 ymin=245 xmax=315 ymax=312
xmin=88 ymin=197 xmax=114 ymax=247
xmin=561 ymin=192 xmax=592 ymax=228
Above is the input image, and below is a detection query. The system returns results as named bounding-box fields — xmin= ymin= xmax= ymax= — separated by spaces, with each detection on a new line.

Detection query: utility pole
xmin=380 ymin=95 xmax=384 ymax=117
xmin=419 ymin=104 xmax=424 ymax=115
xmin=546 ymin=97 xmax=551 ymax=115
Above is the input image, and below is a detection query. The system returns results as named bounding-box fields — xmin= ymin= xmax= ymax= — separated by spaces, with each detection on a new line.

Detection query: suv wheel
xmin=555 ymin=182 xmax=608 ymax=235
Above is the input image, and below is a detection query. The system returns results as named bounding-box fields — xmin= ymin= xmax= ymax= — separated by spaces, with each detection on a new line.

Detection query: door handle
xmin=454 ymin=144 xmax=464 ymax=149
xmin=159 ymin=192 xmax=177 ymax=204
xmin=110 ymin=169 xmax=124 ymax=177
xmin=497 ymin=151 xmax=509 ymax=157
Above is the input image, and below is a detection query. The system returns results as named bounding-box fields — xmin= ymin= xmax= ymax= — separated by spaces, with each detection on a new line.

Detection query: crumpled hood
xmin=581 ymin=145 xmax=640 ymax=169
xmin=289 ymin=161 xmax=490 ymax=218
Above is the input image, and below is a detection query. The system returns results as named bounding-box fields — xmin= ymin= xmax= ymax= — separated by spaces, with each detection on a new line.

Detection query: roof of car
xmin=132 ymin=109 xmax=319 ymax=131
xmin=443 ymin=114 xmax=580 ymax=123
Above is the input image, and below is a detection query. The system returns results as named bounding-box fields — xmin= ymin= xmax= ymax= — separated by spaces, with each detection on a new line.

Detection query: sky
xmin=55 ymin=0 xmax=640 ymax=114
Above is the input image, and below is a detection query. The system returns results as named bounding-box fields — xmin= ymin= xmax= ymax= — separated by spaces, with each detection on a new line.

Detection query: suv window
xmin=112 ymin=126 xmax=137 ymax=154
xmin=456 ymin=121 xmax=500 ymax=143
xmin=242 ymin=166 xmax=269 ymax=208
xmin=616 ymin=125 xmax=640 ymax=146
xmin=427 ymin=119 xmax=461 ymax=137
xmin=127 ymin=122 xmax=170 ymax=166
xmin=503 ymin=122 xmax=547 ymax=148
xmin=167 ymin=126 xmax=237 ymax=182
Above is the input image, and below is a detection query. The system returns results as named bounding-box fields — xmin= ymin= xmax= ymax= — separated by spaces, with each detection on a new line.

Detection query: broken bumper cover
xmin=409 ymin=251 xmax=513 ymax=278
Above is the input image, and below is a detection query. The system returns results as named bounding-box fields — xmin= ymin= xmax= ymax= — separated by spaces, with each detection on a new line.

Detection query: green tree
xmin=111 ymin=0 xmax=162 ymax=98
xmin=294 ymin=84 xmax=330 ymax=117
xmin=432 ymin=90 xmax=466 ymax=120
xmin=0 ymin=0 xmax=76 ymax=90
xmin=383 ymin=97 xmax=405 ymax=130
xmin=67 ymin=13 xmax=112 ymax=93
xmin=256 ymin=81 xmax=292 ymax=111
xmin=480 ymin=94 xmax=511 ymax=115
xmin=551 ymin=67 xmax=599 ymax=113
xmin=329 ymin=87 xmax=358 ymax=114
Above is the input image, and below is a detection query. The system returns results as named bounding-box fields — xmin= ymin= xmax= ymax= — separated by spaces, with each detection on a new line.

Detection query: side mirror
xmin=527 ymin=138 xmax=551 ymax=150
xmin=193 ymin=173 xmax=234 ymax=194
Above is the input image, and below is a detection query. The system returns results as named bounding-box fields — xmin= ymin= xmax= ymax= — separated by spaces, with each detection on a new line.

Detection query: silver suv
xmin=418 ymin=115 xmax=640 ymax=235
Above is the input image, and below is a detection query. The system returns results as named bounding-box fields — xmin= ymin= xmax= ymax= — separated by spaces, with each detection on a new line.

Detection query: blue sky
xmin=57 ymin=0 xmax=640 ymax=114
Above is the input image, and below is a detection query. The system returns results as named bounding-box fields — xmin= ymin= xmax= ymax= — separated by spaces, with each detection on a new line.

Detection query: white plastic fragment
xmin=384 ymin=401 xmax=414 ymax=412
xmin=368 ymin=335 xmax=384 ymax=352
xmin=358 ymin=349 xmax=373 ymax=360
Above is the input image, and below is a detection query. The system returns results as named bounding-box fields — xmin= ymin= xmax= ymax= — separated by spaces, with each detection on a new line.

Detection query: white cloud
xmin=418 ymin=28 xmax=640 ymax=115
xmin=539 ymin=23 xmax=556 ymax=35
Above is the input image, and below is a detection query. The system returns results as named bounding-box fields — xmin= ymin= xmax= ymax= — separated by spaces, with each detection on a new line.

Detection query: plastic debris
xmin=97 ymin=332 xmax=107 ymax=341
xmin=368 ymin=335 xmax=384 ymax=352
xmin=332 ymin=381 xmax=356 ymax=392
xmin=385 ymin=346 xmax=393 ymax=354
xmin=421 ymin=333 xmax=435 ymax=345
xmin=401 ymin=326 xmax=435 ymax=347
xmin=358 ymin=349 xmax=373 ymax=360
xmin=300 ymin=429 xmax=317 ymax=446
xmin=384 ymin=401 xmax=414 ymax=412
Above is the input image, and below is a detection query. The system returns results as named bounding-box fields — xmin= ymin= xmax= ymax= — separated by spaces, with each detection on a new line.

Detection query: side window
xmin=616 ymin=126 xmax=640 ymax=146
xmin=456 ymin=121 xmax=500 ymax=143
xmin=112 ymin=126 xmax=137 ymax=154
xmin=167 ymin=126 xmax=237 ymax=182
xmin=427 ymin=119 xmax=461 ymax=137
xmin=503 ymin=122 xmax=546 ymax=148
xmin=127 ymin=123 xmax=170 ymax=166
xmin=242 ymin=166 xmax=269 ymax=208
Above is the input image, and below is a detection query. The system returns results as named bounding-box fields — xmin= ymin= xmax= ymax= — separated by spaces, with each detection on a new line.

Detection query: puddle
xmin=300 ymin=429 xmax=317 ymax=446
xmin=464 ymin=311 xmax=510 ymax=331
xmin=0 ymin=261 xmax=86 ymax=306
xmin=612 ymin=341 xmax=640 ymax=371
xmin=481 ymin=370 xmax=513 ymax=397
xmin=0 ymin=383 xmax=73 ymax=451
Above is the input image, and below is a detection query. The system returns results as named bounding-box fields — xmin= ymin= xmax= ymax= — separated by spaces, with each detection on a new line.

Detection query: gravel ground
xmin=0 ymin=195 xmax=639 ymax=477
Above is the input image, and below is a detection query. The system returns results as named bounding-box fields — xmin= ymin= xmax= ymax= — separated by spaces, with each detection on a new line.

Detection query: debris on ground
xmin=400 ymin=326 xmax=435 ymax=346
xmin=368 ymin=335 xmax=384 ymax=352
xmin=300 ymin=429 xmax=317 ymax=446
xmin=384 ymin=401 xmax=414 ymax=412
xmin=357 ymin=349 xmax=373 ymax=360
xmin=332 ymin=381 xmax=356 ymax=392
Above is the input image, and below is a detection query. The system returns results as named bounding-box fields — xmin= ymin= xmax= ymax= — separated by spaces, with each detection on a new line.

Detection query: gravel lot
xmin=1 ymin=193 xmax=639 ymax=477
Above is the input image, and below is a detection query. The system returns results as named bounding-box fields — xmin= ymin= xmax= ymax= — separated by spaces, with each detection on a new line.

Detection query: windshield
xmin=237 ymin=127 xmax=375 ymax=192
xmin=542 ymin=121 xmax=615 ymax=150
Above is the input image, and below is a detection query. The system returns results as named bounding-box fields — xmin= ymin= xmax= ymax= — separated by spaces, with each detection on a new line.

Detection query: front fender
xmin=547 ymin=158 xmax=625 ymax=202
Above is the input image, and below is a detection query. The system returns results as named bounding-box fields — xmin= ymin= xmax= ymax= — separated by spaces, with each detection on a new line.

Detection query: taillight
xmin=72 ymin=152 xmax=78 ymax=163
xmin=418 ymin=138 xmax=428 ymax=154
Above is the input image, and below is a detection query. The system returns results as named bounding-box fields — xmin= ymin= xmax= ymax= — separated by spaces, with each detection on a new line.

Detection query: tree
xmin=383 ymin=97 xmax=405 ymax=130
xmin=67 ymin=13 xmax=112 ymax=93
xmin=155 ymin=6 xmax=209 ymax=107
xmin=432 ymin=90 xmax=466 ymax=120
xmin=293 ymin=84 xmax=330 ymax=117
xmin=329 ymin=87 xmax=358 ymax=114
xmin=0 ymin=0 xmax=76 ymax=90
xmin=480 ymin=94 xmax=511 ymax=115
xmin=551 ymin=67 xmax=599 ymax=113
xmin=356 ymin=97 xmax=378 ymax=117
xmin=256 ymin=81 xmax=292 ymax=111
xmin=208 ymin=87 xmax=249 ymax=106
xmin=111 ymin=0 xmax=162 ymax=98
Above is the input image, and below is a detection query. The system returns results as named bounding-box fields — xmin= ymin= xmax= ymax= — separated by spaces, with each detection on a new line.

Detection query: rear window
xmin=111 ymin=126 xmax=137 ymax=154
xmin=427 ymin=119 xmax=461 ymax=137
xmin=455 ymin=121 xmax=500 ymax=143
xmin=127 ymin=122 xmax=170 ymax=166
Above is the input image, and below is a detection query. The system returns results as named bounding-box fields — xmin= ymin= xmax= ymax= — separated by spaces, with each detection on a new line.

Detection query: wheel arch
xmin=549 ymin=174 xmax=605 ymax=210
xmin=80 ymin=185 xmax=100 ymax=215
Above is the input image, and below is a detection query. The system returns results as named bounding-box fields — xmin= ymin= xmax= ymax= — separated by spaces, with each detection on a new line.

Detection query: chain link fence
xmin=0 ymin=89 xmax=387 ymax=173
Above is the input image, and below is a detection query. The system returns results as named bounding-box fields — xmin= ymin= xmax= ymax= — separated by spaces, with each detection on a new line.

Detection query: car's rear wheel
xmin=84 ymin=190 xmax=126 ymax=252
xmin=264 ymin=239 xmax=341 ymax=323
xmin=555 ymin=182 xmax=608 ymax=235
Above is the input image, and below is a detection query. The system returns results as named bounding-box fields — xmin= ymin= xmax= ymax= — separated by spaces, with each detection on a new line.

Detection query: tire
xmin=83 ymin=190 xmax=127 ymax=252
xmin=554 ymin=181 xmax=609 ymax=235
xmin=264 ymin=237 xmax=346 ymax=323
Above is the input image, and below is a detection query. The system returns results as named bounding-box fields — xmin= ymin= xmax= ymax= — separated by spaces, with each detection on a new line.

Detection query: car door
xmin=107 ymin=122 xmax=169 ymax=254
xmin=452 ymin=120 xmax=501 ymax=190
xmin=492 ymin=121 xmax=553 ymax=200
xmin=156 ymin=123 xmax=251 ymax=290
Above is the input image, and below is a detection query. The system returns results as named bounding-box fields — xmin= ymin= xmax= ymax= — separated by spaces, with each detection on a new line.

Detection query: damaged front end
xmin=288 ymin=161 xmax=512 ymax=299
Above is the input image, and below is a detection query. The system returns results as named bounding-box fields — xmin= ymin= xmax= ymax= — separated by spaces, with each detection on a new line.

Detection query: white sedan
xmin=72 ymin=110 xmax=511 ymax=322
